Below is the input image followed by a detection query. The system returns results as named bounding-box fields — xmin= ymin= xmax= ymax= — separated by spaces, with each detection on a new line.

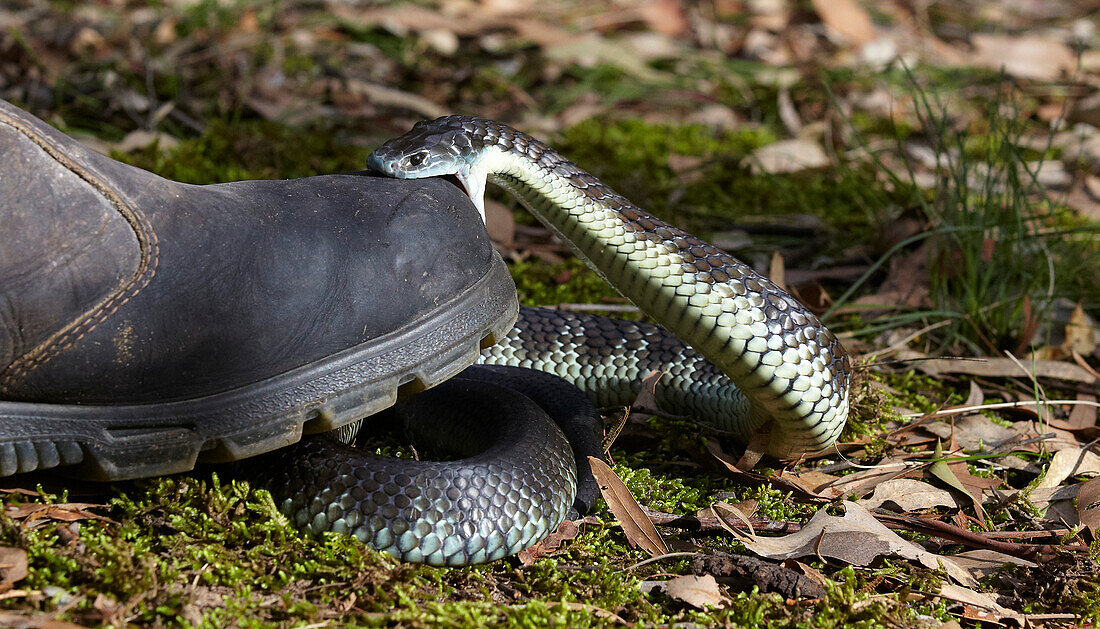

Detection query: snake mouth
xmin=448 ymin=165 xmax=489 ymax=222
xmin=441 ymin=173 xmax=468 ymax=196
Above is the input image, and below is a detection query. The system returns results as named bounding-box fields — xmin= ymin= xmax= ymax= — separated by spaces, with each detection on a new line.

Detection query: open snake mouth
xmin=441 ymin=173 xmax=468 ymax=196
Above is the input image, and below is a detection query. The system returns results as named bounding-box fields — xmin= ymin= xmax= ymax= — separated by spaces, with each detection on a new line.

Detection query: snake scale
xmin=254 ymin=116 xmax=850 ymax=566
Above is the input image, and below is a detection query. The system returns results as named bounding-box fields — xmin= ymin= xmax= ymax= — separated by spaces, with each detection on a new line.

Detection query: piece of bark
xmin=690 ymin=552 xmax=826 ymax=599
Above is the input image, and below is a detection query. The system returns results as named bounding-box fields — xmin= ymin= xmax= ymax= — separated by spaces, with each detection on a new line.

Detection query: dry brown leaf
xmin=667 ymin=153 xmax=705 ymax=184
xmin=662 ymin=574 xmax=730 ymax=609
xmin=337 ymin=79 xmax=446 ymax=119
xmin=588 ymin=456 xmax=668 ymax=557
xmin=1063 ymin=303 xmax=1098 ymax=356
xmin=543 ymin=33 xmax=664 ymax=82
xmin=710 ymin=501 xmax=757 ymax=536
xmin=909 ymin=354 xmax=1098 ymax=385
xmin=810 ymin=0 xmax=876 ymax=46
xmin=0 ymin=488 xmax=41 ymax=497
xmin=970 ymin=34 xmax=1075 ymax=82
xmin=1013 ymin=419 xmax=1083 ymax=453
xmin=858 ymin=479 xmax=958 ymax=512
xmin=815 ymin=460 xmax=911 ymax=498
xmin=517 ymin=519 xmax=583 ymax=565
xmin=113 ymin=129 xmax=178 ymax=153
xmin=1065 ymin=393 xmax=1098 ymax=431
xmin=733 ymin=428 xmax=769 ymax=472
xmin=705 ymin=440 xmax=837 ymax=501
xmin=932 ymin=441 xmax=1000 ymax=526
xmin=794 ymin=470 xmax=841 ymax=492
xmin=1036 ymin=448 xmax=1100 ymax=489
xmin=1077 ymin=477 xmax=1100 ymax=542
xmin=938 ymin=583 xmax=1022 ymax=624
xmin=783 ymin=558 xmax=828 ymax=588
xmin=1073 ymin=351 xmax=1100 ymax=380
xmin=850 ymin=244 xmax=930 ymax=313
xmin=730 ymin=501 xmax=977 ymax=587
xmin=769 ymin=250 xmax=786 ymax=291
xmin=0 ymin=611 xmax=88 ymax=629
xmin=949 ymin=550 xmax=1037 ymax=580
xmin=631 ymin=369 xmax=664 ymax=416
xmin=636 ymin=0 xmax=689 ymax=37
xmin=963 ymin=381 xmax=984 ymax=408
xmin=748 ymin=138 xmax=829 ymax=174
xmin=1015 ymin=294 xmax=1039 ymax=356
xmin=3 ymin=503 xmax=112 ymax=527
xmin=0 ymin=547 xmax=27 ymax=591
xmin=920 ymin=414 xmax=1015 ymax=452
xmin=788 ymin=281 xmax=833 ymax=316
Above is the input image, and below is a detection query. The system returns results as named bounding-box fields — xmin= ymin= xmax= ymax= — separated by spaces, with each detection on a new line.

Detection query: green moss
xmin=553 ymin=118 xmax=895 ymax=250
xmin=509 ymin=258 xmax=626 ymax=313
xmin=113 ymin=119 xmax=371 ymax=184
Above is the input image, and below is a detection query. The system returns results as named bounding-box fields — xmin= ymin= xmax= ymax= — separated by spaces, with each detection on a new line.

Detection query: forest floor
xmin=2 ymin=0 xmax=1100 ymax=626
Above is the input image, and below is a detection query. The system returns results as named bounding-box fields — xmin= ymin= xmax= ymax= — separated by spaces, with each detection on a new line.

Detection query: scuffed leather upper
xmin=0 ymin=99 xmax=495 ymax=404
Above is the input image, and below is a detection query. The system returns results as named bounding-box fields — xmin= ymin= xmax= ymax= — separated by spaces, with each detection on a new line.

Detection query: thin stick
xmin=872 ymin=510 xmax=1086 ymax=560
xmin=899 ymin=399 xmax=1100 ymax=419
xmin=625 ymin=552 xmax=699 ymax=571
xmin=640 ymin=506 xmax=802 ymax=534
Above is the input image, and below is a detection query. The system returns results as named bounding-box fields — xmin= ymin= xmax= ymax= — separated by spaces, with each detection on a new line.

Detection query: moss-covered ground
xmin=0 ymin=106 xmax=1091 ymax=627
xmin=3 ymin=1 xmax=1100 ymax=626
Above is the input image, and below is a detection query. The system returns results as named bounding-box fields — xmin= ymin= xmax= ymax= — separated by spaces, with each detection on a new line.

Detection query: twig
xmin=642 ymin=505 xmax=1082 ymax=560
xmin=899 ymin=399 xmax=1100 ymax=419
xmin=640 ymin=505 xmax=802 ymax=534
xmin=872 ymin=509 xmax=1087 ymax=560
xmin=979 ymin=529 xmax=1072 ymax=539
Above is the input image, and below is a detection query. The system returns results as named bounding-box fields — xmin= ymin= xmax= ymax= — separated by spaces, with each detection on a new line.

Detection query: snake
xmin=251 ymin=115 xmax=850 ymax=566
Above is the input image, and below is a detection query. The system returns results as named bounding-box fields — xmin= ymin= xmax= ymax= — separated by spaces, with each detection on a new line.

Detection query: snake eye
xmin=406 ymin=152 xmax=427 ymax=167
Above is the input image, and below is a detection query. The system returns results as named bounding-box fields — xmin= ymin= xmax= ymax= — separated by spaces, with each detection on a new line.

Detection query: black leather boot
xmin=0 ymin=99 xmax=518 ymax=480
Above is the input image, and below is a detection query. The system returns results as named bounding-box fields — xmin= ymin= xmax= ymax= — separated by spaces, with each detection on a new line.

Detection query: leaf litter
xmin=1 ymin=0 xmax=1100 ymax=625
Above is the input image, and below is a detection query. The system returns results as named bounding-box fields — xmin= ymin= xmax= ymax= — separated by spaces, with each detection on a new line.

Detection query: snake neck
xmin=475 ymin=142 xmax=850 ymax=457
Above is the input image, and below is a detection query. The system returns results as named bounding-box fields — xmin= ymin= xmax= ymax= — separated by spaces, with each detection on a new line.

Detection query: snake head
xmin=367 ymin=116 xmax=492 ymax=220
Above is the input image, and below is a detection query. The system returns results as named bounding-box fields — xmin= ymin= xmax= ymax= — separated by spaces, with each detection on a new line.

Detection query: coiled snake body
xmin=256 ymin=116 xmax=849 ymax=566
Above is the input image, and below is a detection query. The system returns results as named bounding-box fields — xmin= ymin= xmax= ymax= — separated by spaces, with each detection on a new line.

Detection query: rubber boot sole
xmin=0 ymin=254 xmax=518 ymax=481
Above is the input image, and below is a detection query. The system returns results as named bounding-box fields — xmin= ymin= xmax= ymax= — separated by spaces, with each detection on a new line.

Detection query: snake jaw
xmin=455 ymin=163 xmax=488 ymax=222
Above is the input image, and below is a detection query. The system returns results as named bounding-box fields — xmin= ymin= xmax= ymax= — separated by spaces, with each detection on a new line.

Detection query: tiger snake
xmin=255 ymin=116 xmax=850 ymax=566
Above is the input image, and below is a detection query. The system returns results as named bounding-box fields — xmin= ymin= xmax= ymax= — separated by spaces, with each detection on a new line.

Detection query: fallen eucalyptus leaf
xmin=811 ymin=0 xmax=875 ymax=46
xmin=1036 ymin=448 xmax=1100 ymax=489
xmin=921 ymin=414 xmax=1015 ymax=452
xmin=970 ymin=34 xmax=1076 ymax=81
xmin=729 ymin=501 xmax=977 ymax=587
xmin=748 ymin=139 xmax=829 ymax=174
xmin=950 ymin=550 xmax=1038 ymax=580
xmin=518 ymin=519 xmax=583 ymax=565
xmin=3 ymin=503 xmax=113 ymax=527
xmin=0 ymin=547 xmax=27 ymax=590
xmin=909 ymin=355 xmax=1097 ymax=385
xmin=588 ymin=456 xmax=668 ymax=557
xmin=0 ymin=610 xmax=87 ymax=629
xmin=858 ymin=479 xmax=957 ymax=512
xmin=1076 ymin=477 xmax=1100 ymax=541
xmin=816 ymin=460 xmax=910 ymax=498
xmin=937 ymin=583 xmax=1022 ymax=624
xmin=663 ymin=574 xmax=729 ymax=609
xmin=1064 ymin=303 xmax=1098 ymax=356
